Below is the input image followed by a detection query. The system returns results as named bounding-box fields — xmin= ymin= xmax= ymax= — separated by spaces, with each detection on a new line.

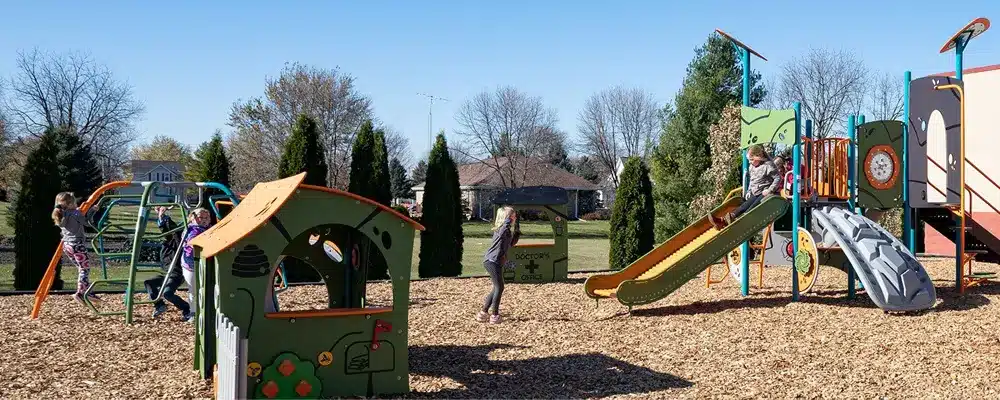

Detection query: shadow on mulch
xmin=407 ymin=344 xmax=692 ymax=398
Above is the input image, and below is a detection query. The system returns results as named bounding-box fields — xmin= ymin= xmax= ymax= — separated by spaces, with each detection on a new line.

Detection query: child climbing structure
xmin=190 ymin=173 xmax=423 ymax=399
xmin=492 ymin=186 xmax=569 ymax=283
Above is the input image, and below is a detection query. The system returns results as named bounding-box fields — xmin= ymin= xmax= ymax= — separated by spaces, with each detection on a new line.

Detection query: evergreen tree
xmin=277 ymin=114 xmax=327 ymax=283
xmin=371 ymin=129 xmax=392 ymax=206
xmin=546 ymin=140 xmax=573 ymax=172
xmin=9 ymin=129 xmax=64 ymax=290
xmin=389 ymin=157 xmax=414 ymax=201
xmin=418 ymin=134 xmax=464 ymax=278
xmin=54 ymin=126 xmax=102 ymax=202
xmin=411 ymin=159 xmax=428 ymax=184
xmin=193 ymin=132 xmax=231 ymax=219
xmin=279 ymin=114 xmax=328 ymax=186
xmin=651 ymin=33 xmax=766 ymax=240
xmin=192 ymin=132 xmax=231 ymax=185
xmin=348 ymin=120 xmax=376 ymax=197
xmin=609 ymin=157 xmax=655 ymax=270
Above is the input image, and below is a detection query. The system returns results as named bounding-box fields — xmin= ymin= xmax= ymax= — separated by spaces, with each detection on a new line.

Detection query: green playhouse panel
xmin=492 ymin=186 xmax=570 ymax=283
xmin=740 ymin=107 xmax=797 ymax=149
xmin=191 ymin=173 xmax=423 ymax=399
xmin=857 ymin=120 xmax=904 ymax=209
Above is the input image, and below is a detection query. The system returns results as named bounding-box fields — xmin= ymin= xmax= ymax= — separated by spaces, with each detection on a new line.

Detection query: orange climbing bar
xmin=30 ymin=181 xmax=135 ymax=319
xmin=805 ymin=138 xmax=850 ymax=200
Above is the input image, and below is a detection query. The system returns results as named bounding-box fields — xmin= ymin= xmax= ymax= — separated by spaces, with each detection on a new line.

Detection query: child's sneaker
xmin=182 ymin=311 xmax=194 ymax=322
xmin=708 ymin=214 xmax=723 ymax=230
xmin=723 ymin=213 xmax=735 ymax=225
xmin=152 ymin=304 xmax=168 ymax=318
xmin=87 ymin=294 xmax=103 ymax=305
xmin=489 ymin=314 xmax=502 ymax=324
xmin=475 ymin=311 xmax=488 ymax=323
xmin=73 ymin=293 xmax=85 ymax=305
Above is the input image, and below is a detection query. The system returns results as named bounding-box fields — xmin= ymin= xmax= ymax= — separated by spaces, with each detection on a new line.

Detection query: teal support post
xmin=739 ymin=47 xmax=751 ymax=297
xmin=847 ymin=115 xmax=857 ymax=212
xmin=846 ymin=115 xmax=857 ymax=299
xmin=903 ymin=71 xmax=914 ymax=253
xmin=855 ymin=115 xmax=865 ymax=215
xmin=791 ymin=102 xmax=802 ymax=302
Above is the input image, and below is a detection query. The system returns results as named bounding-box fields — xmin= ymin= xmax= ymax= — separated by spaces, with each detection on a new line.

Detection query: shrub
xmin=581 ymin=209 xmax=611 ymax=221
xmin=392 ymin=205 xmax=410 ymax=218
xmin=10 ymin=129 xmax=64 ymax=290
xmin=417 ymin=133 xmax=464 ymax=278
xmin=609 ymin=157 xmax=655 ymax=270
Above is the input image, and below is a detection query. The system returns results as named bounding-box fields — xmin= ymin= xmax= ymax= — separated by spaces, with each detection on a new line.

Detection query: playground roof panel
xmin=191 ymin=173 xmax=305 ymax=258
xmin=192 ymin=173 xmax=426 ymax=258
xmin=492 ymin=186 xmax=569 ymax=206
xmin=939 ymin=17 xmax=990 ymax=53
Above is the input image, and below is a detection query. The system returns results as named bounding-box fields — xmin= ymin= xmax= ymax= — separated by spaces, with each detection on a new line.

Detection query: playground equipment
xmin=904 ymin=17 xmax=1000 ymax=294
xmin=587 ymin=28 xmax=938 ymax=312
xmin=29 ymin=180 xmax=245 ymax=323
xmin=191 ymin=173 xmax=423 ymax=399
xmin=492 ymin=186 xmax=569 ymax=283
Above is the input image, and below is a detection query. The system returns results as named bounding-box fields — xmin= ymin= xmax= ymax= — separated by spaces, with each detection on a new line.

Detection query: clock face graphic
xmin=864 ymin=145 xmax=899 ymax=190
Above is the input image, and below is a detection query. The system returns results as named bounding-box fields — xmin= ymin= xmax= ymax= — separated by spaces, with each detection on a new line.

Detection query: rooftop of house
xmin=413 ymin=157 xmax=599 ymax=190
xmin=130 ymin=160 xmax=184 ymax=173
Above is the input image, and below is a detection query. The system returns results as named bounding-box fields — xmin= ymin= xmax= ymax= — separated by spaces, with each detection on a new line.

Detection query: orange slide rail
xmin=30 ymin=181 xmax=133 ymax=319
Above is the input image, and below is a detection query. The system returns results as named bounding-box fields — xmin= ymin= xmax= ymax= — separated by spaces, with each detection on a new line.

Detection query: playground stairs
xmin=921 ymin=206 xmax=1000 ymax=264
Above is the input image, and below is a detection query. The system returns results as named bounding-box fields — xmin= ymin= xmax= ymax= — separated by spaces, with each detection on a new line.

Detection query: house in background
xmin=120 ymin=160 xmax=186 ymax=202
xmin=596 ymin=157 xmax=628 ymax=208
xmin=412 ymin=157 xmax=600 ymax=221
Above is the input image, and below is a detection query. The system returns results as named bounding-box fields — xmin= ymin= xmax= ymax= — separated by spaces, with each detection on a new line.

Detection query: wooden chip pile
xmin=3 ymin=258 xmax=999 ymax=399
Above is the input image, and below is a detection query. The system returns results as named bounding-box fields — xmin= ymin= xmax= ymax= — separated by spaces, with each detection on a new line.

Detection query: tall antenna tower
xmin=417 ymin=92 xmax=449 ymax=151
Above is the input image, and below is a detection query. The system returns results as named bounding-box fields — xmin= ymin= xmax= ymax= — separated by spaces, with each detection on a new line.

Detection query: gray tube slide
xmin=811 ymin=206 xmax=936 ymax=312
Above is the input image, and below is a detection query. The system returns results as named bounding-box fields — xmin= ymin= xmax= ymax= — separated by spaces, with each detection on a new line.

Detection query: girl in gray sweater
xmin=52 ymin=192 xmax=102 ymax=306
xmin=476 ymin=206 xmax=520 ymax=324
xmin=710 ymin=145 xmax=781 ymax=229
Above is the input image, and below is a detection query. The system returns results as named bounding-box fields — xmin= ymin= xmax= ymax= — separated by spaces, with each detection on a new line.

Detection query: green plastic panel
xmin=857 ymin=120 xmax=904 ymax=209
xmin=613 ymin=196 xmax=789 ymax=306
xmin=501 ymin=204 xmax=569 ymax=283
xmin=199 ymin=188 xmax=416 ymax=398
xmin=741 ymin=107 xmax=797 ymax=149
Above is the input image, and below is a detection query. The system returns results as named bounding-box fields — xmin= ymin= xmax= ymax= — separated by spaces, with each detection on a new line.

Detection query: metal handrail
xmin=926 ymin=156 xmax=1000 ymax=215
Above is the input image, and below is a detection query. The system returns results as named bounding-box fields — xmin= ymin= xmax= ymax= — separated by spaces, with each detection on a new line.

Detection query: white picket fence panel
xmin=216 ymin=312 xmax=247 ymax=400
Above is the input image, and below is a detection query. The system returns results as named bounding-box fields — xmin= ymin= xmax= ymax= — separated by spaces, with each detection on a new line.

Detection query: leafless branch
xmin=576 ymin=85 xmax=658 ymax=189
xmin=453 ymin=86 xmax=560 ymax=188
xmin=773 ymin=48 xmax=869 ymax=138
xmin=226 ymin=62 xmax=374 ymax=190
xmin=867 ymin=71 xmax=904 ymax=121
xmin=1 ymin=48 xmax=145 ymax=179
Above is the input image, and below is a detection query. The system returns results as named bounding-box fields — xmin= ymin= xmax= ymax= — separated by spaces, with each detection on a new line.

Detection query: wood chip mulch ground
xmin=3 ymin=258 xmax=1000 ymax=399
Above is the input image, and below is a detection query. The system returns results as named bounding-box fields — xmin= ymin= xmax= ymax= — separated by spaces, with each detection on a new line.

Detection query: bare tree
xmin=378 ymin=125 xmax=413 ymax=169
xmin=227 ymin=62 xmax=373 ymax=190
xmin=453 ymin=86 xmax=560 ymax=188
xmin=2 ymin=49 xmax=145 ymax=178
xmin=577 ymin=85 xmax=659 ymax=189
xmin=773 ymin=48 xmax=869 ymax=138
xmin=867 ymin=71 xmax=904 ymax=121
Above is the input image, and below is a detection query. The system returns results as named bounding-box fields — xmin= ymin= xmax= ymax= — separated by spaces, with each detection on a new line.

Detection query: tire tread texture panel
xmin=811 ymin=206 xmax=936 ymax=311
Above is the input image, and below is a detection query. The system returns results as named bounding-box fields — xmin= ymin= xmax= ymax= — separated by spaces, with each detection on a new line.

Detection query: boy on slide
xmin=709 ymin=144 xmax=781 ymax=229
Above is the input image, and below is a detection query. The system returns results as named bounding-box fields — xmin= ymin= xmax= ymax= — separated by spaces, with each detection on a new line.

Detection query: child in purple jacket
xmin=180 ymin=208 xmax=213 ymax=322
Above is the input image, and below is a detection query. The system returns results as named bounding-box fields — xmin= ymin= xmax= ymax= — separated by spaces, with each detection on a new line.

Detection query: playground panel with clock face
xmin=857 ymin=121 xmax=904 ymax=209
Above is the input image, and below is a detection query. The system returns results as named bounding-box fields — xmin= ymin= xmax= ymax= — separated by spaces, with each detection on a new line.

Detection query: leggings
xmin=482 ymin=261 xmax=504 ymax=315
xmin=63 ymin=242 xmax=91 ymax=295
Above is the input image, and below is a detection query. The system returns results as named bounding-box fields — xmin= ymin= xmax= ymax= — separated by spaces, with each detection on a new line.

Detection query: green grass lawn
xmin=0 ymin=206 xmax=612 ymax=291
xmin=0 ymin=236 xmax=610 ymax=292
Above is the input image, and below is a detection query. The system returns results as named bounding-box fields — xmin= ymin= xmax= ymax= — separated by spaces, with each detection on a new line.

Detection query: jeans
xmin=732 ymin=193 xmax=764 ymax=219
xmin=144 ymin=274 xmax=190 ymax=314
xmin=183 ymin=268 xmax=198 ymax=314
xmin=482 ymin=261 xmax=504 ymax=315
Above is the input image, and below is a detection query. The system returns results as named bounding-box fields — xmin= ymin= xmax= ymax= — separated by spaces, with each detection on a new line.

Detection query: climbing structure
xmin=491 ymin=186 xmax=569 ymax=283
xmin=30 ymin=180 xmax=241 ymax=323
xmin=191 ymin=173 xmax=423 ymax=399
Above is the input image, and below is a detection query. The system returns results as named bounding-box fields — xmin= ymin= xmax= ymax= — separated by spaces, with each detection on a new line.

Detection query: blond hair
xmin=493 ymin=206 xmax=515 ymax=232
xmin=52 ymin=192 xmax=76 ymax=226
xmin=748 ymin=144 xmax=768 ymax=159
xmin=188 ymin=207 xmax=211 ymax=222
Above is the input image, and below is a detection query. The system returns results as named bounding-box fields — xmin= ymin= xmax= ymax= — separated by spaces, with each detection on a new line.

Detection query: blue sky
xmin=0 ymin=1 xmax=996 ymax=166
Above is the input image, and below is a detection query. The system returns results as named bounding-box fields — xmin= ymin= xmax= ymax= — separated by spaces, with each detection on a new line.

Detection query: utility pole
xmin=417 ymin=92 xmax=449 ymax=151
